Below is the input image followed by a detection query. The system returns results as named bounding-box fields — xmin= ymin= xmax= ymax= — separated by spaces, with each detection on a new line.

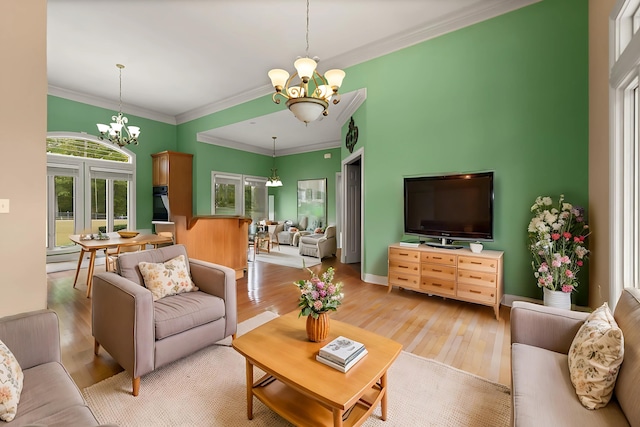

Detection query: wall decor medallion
xmin=345 ymin=116 xmax=359 ymax=153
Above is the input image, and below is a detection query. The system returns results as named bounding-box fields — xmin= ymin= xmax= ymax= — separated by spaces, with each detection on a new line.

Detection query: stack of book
xmin=316 ymin=336 xmax=368 ymax=373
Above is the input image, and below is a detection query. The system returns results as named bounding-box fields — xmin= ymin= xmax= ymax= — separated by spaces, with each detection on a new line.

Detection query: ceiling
xmin=47 ymin=0 xmax=537 ymax=155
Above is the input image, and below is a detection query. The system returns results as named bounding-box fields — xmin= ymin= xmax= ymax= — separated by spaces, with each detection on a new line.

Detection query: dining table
xmin=69 ymin=233 xmax=173 ymax=298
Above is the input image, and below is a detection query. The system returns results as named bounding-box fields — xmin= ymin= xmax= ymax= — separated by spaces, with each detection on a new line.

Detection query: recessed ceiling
xmin=47 ymin=0 xmax=539 ymax=153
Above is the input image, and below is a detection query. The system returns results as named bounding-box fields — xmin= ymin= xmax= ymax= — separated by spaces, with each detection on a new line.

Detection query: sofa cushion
xmin=154 ymin=291 xmax=226 ymax=340
xmin=13 ymin=362 xmax=93 ymax=426
xmin=512 ymin=343 xmax=629 ymax=427
xmin=138 ymin=255 xmax=199 ymax=301
xmin=0 ymin=339 xmax=23 ymax=422
xmin=568 ymin=303 xmax=624 ymax=409
xmin=613 ymin=288 xmax=640 ymax=425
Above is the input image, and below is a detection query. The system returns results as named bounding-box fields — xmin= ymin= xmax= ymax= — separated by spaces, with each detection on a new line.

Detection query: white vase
xmin=543 ymin=287 xmax=572 ymax=310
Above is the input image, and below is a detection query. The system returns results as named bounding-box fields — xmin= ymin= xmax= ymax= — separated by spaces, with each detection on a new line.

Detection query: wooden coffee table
xmin=232 ymin=311 xmax=402 ymax=427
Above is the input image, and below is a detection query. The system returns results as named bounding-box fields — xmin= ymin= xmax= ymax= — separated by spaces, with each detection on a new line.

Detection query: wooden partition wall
xmin=174 ymin=215 xmax=251 ymax=279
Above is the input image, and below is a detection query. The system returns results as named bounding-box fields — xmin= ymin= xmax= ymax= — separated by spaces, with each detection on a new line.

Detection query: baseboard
xmin=363 ymin=273 xmax=387 ymax=286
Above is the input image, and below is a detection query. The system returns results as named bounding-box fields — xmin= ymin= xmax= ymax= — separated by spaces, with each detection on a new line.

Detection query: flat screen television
xmin=404 ymin=171 xmax=494 ymax=248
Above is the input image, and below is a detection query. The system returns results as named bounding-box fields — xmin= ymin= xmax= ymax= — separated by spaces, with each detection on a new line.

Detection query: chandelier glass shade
xmin=266 ymin=136 xmax=283 ymax=187
xmin=97 ymin=64 xmax=141 ymax=147
xmin=268 ymin=0 xmax=345 ymax=124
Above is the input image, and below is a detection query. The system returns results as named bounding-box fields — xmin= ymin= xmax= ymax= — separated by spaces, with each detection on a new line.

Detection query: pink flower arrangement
xmin=528 ymin=195 xmax=591 ymax=293
xmin=294 ymin=267 xmax=344 ymax=319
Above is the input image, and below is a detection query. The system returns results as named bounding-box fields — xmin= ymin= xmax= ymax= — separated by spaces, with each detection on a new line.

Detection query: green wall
xmin=47 ymin=0 xmax=589 ymax=305
xmin=270 ymin=148 xmax=342 ymax=226
xmin=47 ymin=96 xmax=177 ymax=229
xmin=340 ymin=0 xmax=589 ymax=305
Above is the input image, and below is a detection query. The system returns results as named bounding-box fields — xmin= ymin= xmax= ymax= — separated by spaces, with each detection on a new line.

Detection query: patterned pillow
xmin=568 ymin=303 xmax=624 ymax=409
xmin=138 ymin=255 xmax=199 ymax=301
xmin=0 ymin=339 xmax=23 ymax=422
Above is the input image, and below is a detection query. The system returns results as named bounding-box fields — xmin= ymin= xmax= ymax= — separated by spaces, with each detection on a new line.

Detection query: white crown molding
xmin=48 ymin=85 xmax=177 ymax=125
xmin=176 ymin=84 xmax=273 ymax=125
xmin=335 ymin=88 xmax=367 ymax=126
xmin=197 ymin=132 xmax=341 ymax=156
xmin=323 ymin=0 xmax=541 ymax=71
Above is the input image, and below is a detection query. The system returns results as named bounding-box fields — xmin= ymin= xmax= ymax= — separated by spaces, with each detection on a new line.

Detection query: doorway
xmin=341 ymin=148 xmax=363 ymax=276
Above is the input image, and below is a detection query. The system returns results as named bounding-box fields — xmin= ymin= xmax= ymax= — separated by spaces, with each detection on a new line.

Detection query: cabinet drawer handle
xmin=470 ymin=275 xmax=481 ymax=279
xmin=399 ymin=253 xmax=410 ymax=256
xmin=398 ymin=277 xmax=408 ymax=281
xmin=470 ymin=261 xmax=482 ymax=265
xmin=399 ymin=265 xmax=409 ymax=269
xmin=432 ymin=283 xmax=442 ymax=287
xmin=432 ymin=269 xmax=442 ymax=273
xmin=433 ymin=256 xmax=442 ymax=260
xmin=469 ymin=289 xmax=481 ymax=294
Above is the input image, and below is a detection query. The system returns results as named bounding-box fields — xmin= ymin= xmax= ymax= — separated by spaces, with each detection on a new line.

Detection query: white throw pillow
xmin=138 ymin=255 xmax=198 ymax=301
xmin=0 ymin=339 xmax=23 ymax=422
xmin=568 ymin=303 xmax=624 ymax=409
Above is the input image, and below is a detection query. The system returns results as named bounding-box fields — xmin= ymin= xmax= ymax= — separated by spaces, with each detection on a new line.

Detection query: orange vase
xmin=306 ymin=312 xmax=330 ymax=342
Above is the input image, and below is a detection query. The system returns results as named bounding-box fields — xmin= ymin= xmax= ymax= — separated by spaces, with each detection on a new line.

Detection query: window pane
xmin=245 ymin=178 xmax=267 ymax=222
xmin=113 ymin=180 xmax=129 ymax=231
xmin=47 ymin=137 xmax=129 ymax=162
xmin=91 ymin=178 xmax=107 ymax=233
xmin=53 ymin=176 xmax=74 ymax=247
xmin=215 ymin=182 xmax=240 ymax=215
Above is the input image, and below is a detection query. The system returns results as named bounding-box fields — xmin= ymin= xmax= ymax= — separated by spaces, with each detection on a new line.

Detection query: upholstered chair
xmin=267 ymin=222 xmax=284 ymax=249
xmin=298 ymin=225 xmax=337 ymax=259
xmin=91 ymin=244 xmax=237 ymax=396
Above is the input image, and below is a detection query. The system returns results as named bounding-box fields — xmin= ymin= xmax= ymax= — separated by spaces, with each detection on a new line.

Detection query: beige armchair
xmin=299 ymin=225 xmax=337 ymax=259
xmin=91 ymin=244 xmax=237 ymax=396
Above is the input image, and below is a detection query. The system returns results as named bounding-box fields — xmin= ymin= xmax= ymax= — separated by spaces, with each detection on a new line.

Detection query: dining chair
xmin=105 ymin=242 xmax=142 ymax=272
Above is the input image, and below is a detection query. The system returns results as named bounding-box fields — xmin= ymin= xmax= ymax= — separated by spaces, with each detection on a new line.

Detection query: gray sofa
xmin=511 ymin=288 xmax=640 ymax=426
xmin=0 ymin=309 xmax=102 ymax=426
xmin=92 ymin=244 xmax=237 ymax=396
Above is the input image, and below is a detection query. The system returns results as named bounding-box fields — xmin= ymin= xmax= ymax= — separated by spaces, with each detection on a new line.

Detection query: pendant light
xmin=266 ymin=136 xmax=283 ymax=187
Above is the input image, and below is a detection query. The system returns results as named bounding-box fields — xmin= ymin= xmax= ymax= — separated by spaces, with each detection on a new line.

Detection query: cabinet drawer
xmin=420 ymin=278 xmax=455 ymax=296
xmin=389 ymin=260 xmax=420 ymax=276
xmin=389 ymin=248 xmax=420 ymax=262
xmin=457 ymin=283 xmax=496 ymax=304
xmin=421 ymin=263 xmax=456 ymax=281
xmin=389 ymin=272 xmax=420 ymax=289
xmin=421 ymin=252 xmax=456 ymax=266
xmin=458 ymin=256 xmax=498 ymax=273
xmin=457 ymin=270 xmax=497 ymax=288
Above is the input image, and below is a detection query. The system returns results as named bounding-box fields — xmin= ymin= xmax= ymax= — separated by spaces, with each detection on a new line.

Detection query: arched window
xmin=46 ymin=132 xmax=136 ymax=255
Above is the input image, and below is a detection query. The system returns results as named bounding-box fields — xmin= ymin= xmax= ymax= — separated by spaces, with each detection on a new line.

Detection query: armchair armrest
xmin=0 ymin=309 xmax=60 ymax=369
xmin=510 ymin=301 xmax=588 ymax=354
xmin=189 ymin=259 xmax=237 ymax=338
xmin=92 ymin=272 xmax=155 ymax=378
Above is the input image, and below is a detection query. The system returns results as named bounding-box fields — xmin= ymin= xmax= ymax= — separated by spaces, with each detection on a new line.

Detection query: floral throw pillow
xmin=138 ymin=255 xmax=199 ymax=301
xmin=568 ymin=303 xmax=624 ymax=409
xmin=0 ymin=339 xmax=23 ymax=422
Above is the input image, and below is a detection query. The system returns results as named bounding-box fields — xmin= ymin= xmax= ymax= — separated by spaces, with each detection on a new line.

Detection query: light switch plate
xmin=0 ymin=199 xmax=9 ymax=213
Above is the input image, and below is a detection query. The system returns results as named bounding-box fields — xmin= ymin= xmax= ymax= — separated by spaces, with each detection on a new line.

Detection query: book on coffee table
xmin=319 ymin=336 xmax=366 ymax=365
xmin=316 ymin=348 xmax=368 ymax=373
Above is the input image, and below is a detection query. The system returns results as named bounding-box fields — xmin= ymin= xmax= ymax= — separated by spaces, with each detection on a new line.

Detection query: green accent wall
xmin=47 ymin=0 xmax=589 ymax=306
xmin=47 ymin=96 xmax=177 ymax=229
xmin=341 ymin=0 xmax=589 ymax=305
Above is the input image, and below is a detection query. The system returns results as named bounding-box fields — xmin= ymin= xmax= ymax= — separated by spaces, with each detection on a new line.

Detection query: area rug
xmin=253 ymin=244 xmax=321 ymax=268
xmin=83 ymin=312 xmax=511 ymax=427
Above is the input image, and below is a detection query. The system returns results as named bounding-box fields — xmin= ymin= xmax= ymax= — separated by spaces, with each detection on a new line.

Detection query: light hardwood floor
xmin=46 ymin=249 xmax=512 ymax=390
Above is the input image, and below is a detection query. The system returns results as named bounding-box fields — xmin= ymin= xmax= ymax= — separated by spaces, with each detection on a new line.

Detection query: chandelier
xmin=265 ymin=136 xmax=283 ymax=187
xmin=96 ymin=64 xmax=141 ymax=147
xmin=268 ymin=0 xmax=346 ymax=124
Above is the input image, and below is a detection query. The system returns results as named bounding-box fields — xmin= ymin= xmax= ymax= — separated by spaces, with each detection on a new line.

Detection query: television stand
xmin=425 ymin=238 xmax=462 ymax=250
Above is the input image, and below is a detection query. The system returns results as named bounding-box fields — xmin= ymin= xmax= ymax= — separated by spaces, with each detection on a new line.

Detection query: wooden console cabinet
xmin=388 ymin=244 xmax=504 ymax=320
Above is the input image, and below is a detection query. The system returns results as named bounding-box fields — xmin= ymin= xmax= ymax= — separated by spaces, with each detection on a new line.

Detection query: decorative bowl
xmin=469 ymin=242 xmax=483 ymax=253
xmin=117 ymin=231 xmax=139 ymax=238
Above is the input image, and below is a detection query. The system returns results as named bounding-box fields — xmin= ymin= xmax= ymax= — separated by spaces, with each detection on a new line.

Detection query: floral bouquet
xmin=528 ymin=195 xmax=590 ymax=293
xmin=294 ymin=266 xmax=344 ymax=319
